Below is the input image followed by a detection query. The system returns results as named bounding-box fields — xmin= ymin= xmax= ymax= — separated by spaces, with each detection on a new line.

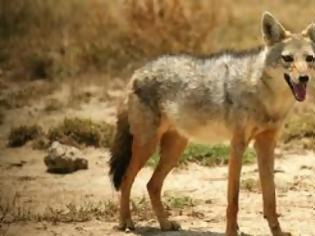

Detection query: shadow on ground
xmin=135 ymin=226 xmax=224 ymax=235
xmin=132 ymin=226 xmax=253 ymax=236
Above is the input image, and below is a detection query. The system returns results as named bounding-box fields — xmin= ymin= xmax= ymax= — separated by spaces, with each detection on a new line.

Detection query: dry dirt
xmin=0 ymin=144 xmax=315 ymax=236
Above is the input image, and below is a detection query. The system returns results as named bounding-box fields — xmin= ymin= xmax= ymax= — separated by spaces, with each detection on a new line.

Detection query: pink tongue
xmin=292 ymin=82 xmax=306 ymax=101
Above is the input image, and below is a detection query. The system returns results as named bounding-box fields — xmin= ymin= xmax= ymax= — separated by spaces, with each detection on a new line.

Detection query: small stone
xmin=44 ymin=141 xmax=88 ymax=173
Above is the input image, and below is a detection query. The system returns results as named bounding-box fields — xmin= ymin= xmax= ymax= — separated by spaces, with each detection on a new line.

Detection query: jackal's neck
xmin=244 ymin=46 xmax=268 ymax=81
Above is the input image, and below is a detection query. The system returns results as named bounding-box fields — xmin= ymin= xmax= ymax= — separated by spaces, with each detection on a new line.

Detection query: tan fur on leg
xmin=254 ymin=129 xmax=291 ymax=236
xmin=226 ymin=132 xmax=248 ymax=236
xmin=147 ymin=130 xmax=187 ymax=231
xmin=119 ymin=135 xmax=159 ymax=230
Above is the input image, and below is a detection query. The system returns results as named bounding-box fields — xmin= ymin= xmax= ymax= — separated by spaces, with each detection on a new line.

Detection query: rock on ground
xmin=44 ymin=141 xmax=88 ymax=173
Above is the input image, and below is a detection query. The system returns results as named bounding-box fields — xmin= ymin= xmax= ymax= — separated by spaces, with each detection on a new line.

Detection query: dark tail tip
xmin=109 ymin=110 xmax=133 ymax=190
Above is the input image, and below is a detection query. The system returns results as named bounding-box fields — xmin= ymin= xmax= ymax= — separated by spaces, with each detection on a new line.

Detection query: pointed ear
xmin=302 ymin=23 xmax=315 ymax=43
xmin=262 ymin=12 xmax=288 ymax=46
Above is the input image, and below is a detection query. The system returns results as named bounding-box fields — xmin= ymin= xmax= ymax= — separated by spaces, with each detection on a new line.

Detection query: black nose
xmin=299 ymin=75 xmax=309 ymax=83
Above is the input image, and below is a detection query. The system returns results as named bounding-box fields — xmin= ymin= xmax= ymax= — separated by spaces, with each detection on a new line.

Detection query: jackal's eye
xmin=305 ymin=55 xmax=314 ymax=63
xmin=281 ymin=55 xmax=294 ymax=63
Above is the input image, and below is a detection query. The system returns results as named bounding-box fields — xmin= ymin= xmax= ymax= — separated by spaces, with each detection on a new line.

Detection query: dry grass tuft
xmin=8 ymin=125 xmax=43 ymax=147
xmin=281 ymin=104 xmax=315 ymax=150
xmin=241 ymin=178 xmax=258 ymax=192
xmin=0 ymin=109 xmax=4 ymax=125
xmin=121 ymin=0 xmax=229 ymax=57
xmin=0 ymin=81 xmax=58 ymax=109
xmin=0 ymin=194 xmax=118 ymax=223
xmin=43 ymin=98 xmax=64 ymax=112
xmin=165 ymin=195 xmax=195 ymax=210
xmin=48 ymin=117 xmax=115 ymax=148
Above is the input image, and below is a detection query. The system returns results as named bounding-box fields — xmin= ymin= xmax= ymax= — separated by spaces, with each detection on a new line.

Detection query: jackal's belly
xmin=163 ymin=101 xmax=232 ymax=143
xmin=176 ymin=121 xmax=232 ymax=144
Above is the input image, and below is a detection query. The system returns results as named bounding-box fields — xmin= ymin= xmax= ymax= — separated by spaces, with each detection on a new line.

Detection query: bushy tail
xmin=109 ymin=109 xmax=133 ymax=190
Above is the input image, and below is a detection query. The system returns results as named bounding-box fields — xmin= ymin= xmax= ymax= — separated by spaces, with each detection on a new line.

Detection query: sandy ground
xmin=0 ymin=144 xmax=315 ymax=236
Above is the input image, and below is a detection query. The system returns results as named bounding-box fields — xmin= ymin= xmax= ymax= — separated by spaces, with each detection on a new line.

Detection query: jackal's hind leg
xmin=147 ymin=130 xmax=187 ymax=231
xmin=119 ymin=135 xmax=159 ymax=231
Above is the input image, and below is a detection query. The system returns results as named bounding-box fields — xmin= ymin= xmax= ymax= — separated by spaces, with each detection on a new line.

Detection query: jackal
xmin=109 ymin=12 xmax=315 ymax=235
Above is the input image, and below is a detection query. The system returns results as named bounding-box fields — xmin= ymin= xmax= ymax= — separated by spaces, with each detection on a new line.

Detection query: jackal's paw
xmin=271 ymin=226 xmax=292 ymax=236
xmin=225 ymin=224 xmax=239 ymax=236
xmin=225 ymin=230 xmax=238 ymax=236
xmin=116 ymin=219 xmax=135 ymax=231
xmin=160 ymin=220 xmax=181 ymax=231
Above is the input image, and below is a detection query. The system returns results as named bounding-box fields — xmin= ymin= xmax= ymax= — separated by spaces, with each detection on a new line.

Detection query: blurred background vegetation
xmin=1 ymin=0 xmax=315 ymax=80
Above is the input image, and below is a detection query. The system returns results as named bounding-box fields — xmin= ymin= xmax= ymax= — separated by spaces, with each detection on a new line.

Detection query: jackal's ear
xmin=262 ymin=12 xmax=288 ymax=46
xmin=302 ymin=23 xmax=315 ymax=43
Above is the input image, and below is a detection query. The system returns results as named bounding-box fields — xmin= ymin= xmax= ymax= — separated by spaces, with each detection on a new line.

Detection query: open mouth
xmin=284 ymin=73 xmax=307 ymax=102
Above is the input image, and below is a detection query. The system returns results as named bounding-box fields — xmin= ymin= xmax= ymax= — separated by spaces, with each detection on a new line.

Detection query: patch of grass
xmin=147 ymin=143 xmax=256 ymax=168
xmin=282 ymin=110 xmax=315 ymax=143
xmin=241 ymin=178 xmax=257 ymax=192
xmin=301 ymin=138 xmax=315 ymax=151
xmin=32 ymin=136 xmax=50 ymax=150
xmin=0 ymin=110 xmax=4 ymax=125
xmin=131 ymin=195 xmax=197 ymax=220
xmin=48 ymin=117 xmax=114 ymax=147
xmin=74 ymin=91 xmax=93 ymax=104
xmin=0 ymin=193 xmax=202 ymax=224
xmin=131 ymin=197 xmax=155 ymax=221
xmin=39 ymin=201 xmax=118 ymax=223
xmin=8 ymin=125 xmax=43 ymax=147
xmin=43 ymin=98 xmax=64 ymax=112
xmin=0 ymin=195 xmax=119 ymax=223
xmin=281 ymin=105 xmax=315 ymax=150
xmin=25 ymin=51 xmax=55 ymax=80
xmin=0 ymin=82 xmax=58 ymax=109
xmin=182 ymin=144 xmax=255 ymax=166
xmin=146 ymin=152 xmax=160 ymax=168
xmin=300 ymin=165 xmax=312 ymax=170
xmin=165 ymin=195 xmax=195 ymax=209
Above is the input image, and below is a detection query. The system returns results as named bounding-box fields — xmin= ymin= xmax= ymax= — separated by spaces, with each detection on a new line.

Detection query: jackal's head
xmin=262 ymin=12 xmax=315 ymax=102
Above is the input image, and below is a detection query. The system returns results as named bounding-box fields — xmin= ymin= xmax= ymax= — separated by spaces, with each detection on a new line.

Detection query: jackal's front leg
xmin=254 ymin=130 xmax=291 ymax=236
xmin=226 ymin=134 xmax=247 ymax=236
